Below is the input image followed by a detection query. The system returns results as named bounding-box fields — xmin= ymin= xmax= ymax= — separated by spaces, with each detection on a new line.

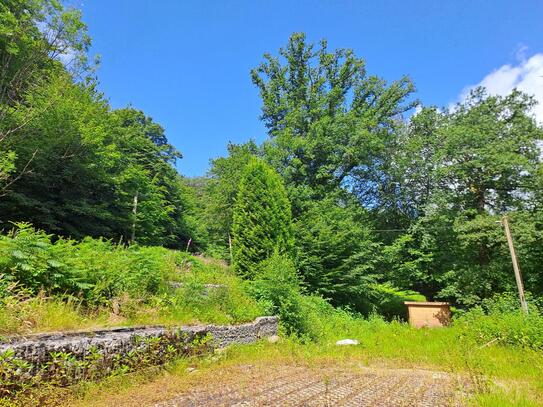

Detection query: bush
xmin=71 ymin=240 xmax=164 ymax=302
xmin=0 ymin=224 xmax=84 ymax=295
xmin=0 ymin=223 xmax=165 ymax=303
xmin=455 ymin=293 xmax=543 ymax=350
xmin=249 ymin=254 xmax=312 ymax=338
xmin=364 ymin=283 xmax=426 ymax=320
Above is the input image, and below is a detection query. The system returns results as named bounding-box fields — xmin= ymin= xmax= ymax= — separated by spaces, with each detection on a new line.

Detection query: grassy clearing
xmin=6 ymin=317 xmax=540 ymax=407
xmin=1 ymin=304 xmax=541 ymax=407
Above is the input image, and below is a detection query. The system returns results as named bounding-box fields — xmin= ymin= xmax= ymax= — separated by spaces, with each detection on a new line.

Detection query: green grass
xmin=0 ymin=292 xmax=113 ymax=336
xmin=0 ymin=249 xmax=263 ymax=335
xmin=22 ymin=322 xmax=539 ymax=407
xmin=2 ymin=305 xmax=541 ymax=406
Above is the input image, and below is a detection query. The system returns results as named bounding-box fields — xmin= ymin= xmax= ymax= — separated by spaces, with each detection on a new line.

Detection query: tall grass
xmin=0 ymin=225 xmax=263 ymax=335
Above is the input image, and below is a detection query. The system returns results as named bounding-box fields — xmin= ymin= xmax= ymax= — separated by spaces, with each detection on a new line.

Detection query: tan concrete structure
xmin=404 ymin=302 xmax=451 ymax=328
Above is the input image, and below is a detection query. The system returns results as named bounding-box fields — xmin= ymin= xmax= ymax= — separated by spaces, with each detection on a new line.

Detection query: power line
xmin=370 ymin=226 xmax=454 ymax=233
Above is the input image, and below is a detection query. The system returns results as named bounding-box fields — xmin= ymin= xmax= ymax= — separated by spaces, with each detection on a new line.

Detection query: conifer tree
xmin=231 ymin=158 xmax=293 ymax=278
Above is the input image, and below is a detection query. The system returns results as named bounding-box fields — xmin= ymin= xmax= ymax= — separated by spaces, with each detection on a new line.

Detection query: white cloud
xmin=411 ymin=104 xmax=423 ymax=117
xmin=57 ymin=48 xmax=78 ymax=66
xmin=455 ymin=52 xmax=543 ymax=123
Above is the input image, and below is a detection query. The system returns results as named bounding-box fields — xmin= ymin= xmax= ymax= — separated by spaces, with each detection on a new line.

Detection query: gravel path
xmin=154 ymin=364 xmax=466 ymax=406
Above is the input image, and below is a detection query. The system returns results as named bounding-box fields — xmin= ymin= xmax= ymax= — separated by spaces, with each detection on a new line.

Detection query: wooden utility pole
xmin=131 ymin=190 xmax=139 ymax=244
xmin=501 ymin=215 xmax=528 ymax=313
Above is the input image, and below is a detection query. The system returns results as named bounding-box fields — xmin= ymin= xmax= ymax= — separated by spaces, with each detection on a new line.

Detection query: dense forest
xmin=1 ymin=0 xmax=542 ymax=318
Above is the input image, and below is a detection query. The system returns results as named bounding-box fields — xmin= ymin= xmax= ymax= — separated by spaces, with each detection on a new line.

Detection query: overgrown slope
xmin=0 ymin=225 xmax=263 ymax=335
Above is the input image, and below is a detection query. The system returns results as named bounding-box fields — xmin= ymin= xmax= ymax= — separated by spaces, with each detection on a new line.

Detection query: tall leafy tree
xmin=379 ymin=88 xmax=543 ymax=305
xmin=242 ymin=33 xmax=420 ymax=310
xmin=0 ymin=0 xmax=90 ymax=192
xmin=0 ymin=76 xmax=193 ymax=247
xmin=358 ymin=106 xmax=444 ymax=233
xmin=112 ymin=108 xmax=189 ymax=247
xmin=441 ymin=88 xmax=541 ymax=215
xmin=0 ymin=1 xmax=197 ymax=248
xmin=0 ymin=74 xmax=120 ymax=238
xmin=247 ymin=33 xmax=419 ymax=310
xmin=252 ymin=32 xmax=416 ymax=205
xmin=231 ymin=158 xmax=293 ymax=278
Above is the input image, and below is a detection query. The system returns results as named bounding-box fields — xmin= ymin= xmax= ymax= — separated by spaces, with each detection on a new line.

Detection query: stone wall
xmin=0 ymin=316 xmax=278 ymax=362
xmin=0 ymin=316 xmax=278 ymax=391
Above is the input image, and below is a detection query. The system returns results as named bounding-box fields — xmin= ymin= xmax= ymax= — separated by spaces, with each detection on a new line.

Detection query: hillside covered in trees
xmin=1 ymin=1 xmax=543 ymax=405
xmin=1 ymin=1 xmax=542 ymax=315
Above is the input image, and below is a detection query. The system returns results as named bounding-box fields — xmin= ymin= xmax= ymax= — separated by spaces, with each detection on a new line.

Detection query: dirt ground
xmin=152 ymin=364 xmax=467 ymax=407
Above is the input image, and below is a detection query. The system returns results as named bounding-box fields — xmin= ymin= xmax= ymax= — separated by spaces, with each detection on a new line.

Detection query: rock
xmin=185 ymin=367 xmax=197 ymax=373
xmin=267 ymin=335 xmax=280 ymax=344
xmin=335 ymin=339 xmax=359 ymax=346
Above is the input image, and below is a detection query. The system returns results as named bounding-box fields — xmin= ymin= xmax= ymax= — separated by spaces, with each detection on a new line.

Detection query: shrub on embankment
xmin=0 ymin=224 xmax=263 ymax=335
xmin=0 ymin=223 xmax=166 ymax=301
xmin=454 ymin=293 xmax=543 ymax=350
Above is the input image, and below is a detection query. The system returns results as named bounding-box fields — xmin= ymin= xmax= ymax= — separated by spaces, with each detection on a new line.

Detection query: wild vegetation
xmin=0 ymin=224 xmax=264 ymax=335
xmin=1 ymin=1 xmax=542 ymax=406
xmin=3 ymin=295 xmax=543 ymax=406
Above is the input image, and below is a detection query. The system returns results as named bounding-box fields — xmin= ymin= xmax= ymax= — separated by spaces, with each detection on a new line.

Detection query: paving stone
xmin=155 ymin=365 xmax=467 ymax=407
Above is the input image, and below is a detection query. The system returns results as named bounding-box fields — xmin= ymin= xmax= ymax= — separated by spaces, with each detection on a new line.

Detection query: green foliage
xmin=249 ymin=254 xmax=312 ymax=338
xmin=232 ymin=158 xmax=293 ymax=278
xmin=0 ymin=1 xmax=195 ymax=247
xmin=0 ymin=349 xmax=34 ymax=397
xmin=363 ymin=283 xmax=426 ymax=320
xmin=0 ymin=223 xmax=164 ymax=301
xmin=152 ymin=254 xmax=264 ymax=325
xmin=0 ymin=0 xmax=91 ymax=107
xmin=0 ymin=150 xmax=16 ymax=186
xmin=0 ymin=290 xmax=101 ymax=336
xmin=379 ymin=211 xmax=454 ymax=300
xmin=202 ymin=141 xmax=260 ymax=254
xmin=252 ymin=33 xmax=416 ymax=197
xmin=0 ymin=230 xmax=264 ymax=335
xmin=456 ymin=293 xmax=543 ymax=350
xmin=1 ymin=2 xmax=542 ymax=351
xmin=0 ymin=72 xmax=194 ymax=246
xmin=377 ymin=90 xmax=543 ymax=306
xmin=0 ymin=0 xmax=92 ymax=201
xmin=294 ymin=197 xmax=379 ymax=310
xmin=112 ymin=108 xmax=191 ymax=247
xmin=443 ymin=89 xmax=541 ymax=213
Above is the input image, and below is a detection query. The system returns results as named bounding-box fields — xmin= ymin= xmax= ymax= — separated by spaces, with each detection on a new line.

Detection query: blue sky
xmin=80 ymin=0 xmax=543 ymax=176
